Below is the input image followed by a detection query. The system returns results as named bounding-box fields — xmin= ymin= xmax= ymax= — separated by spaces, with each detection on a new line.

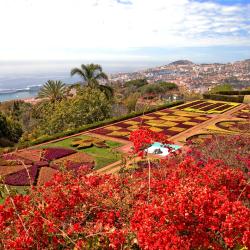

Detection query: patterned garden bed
xmin=215 ymin=120 xmax=250 ymax=134
xmin=172 ymin=100 xmax=239 ymax=114
xmin=92 ymin=109 xmax=210 ymax=140
xmin=186 ymin=133 xmax=218 ymax=144
xmin=232 ymin=105 xmax=250 ymax=119
xmin=43 ymin=136 xmax=123 ymax=169
xmin=0 ymin=147 xmax=95 ymax=186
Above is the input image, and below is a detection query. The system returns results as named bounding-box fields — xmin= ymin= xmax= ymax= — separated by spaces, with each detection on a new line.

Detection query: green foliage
xmin=0 ymin=112 xmax=23 ymax=146
xmin=123 ymin=92 xmax=140 ymax=113
xmin=33 ymin=87 xmax=112 ymax=136
xmin=216 ymin=90 xmax=250 ymax=95
xmin=203 ymin=94 xmax=244 ymax=103
xmin=140 ymin=83 xmax=164 ymax=96
xmin=70 ymin=63 xmax=113 ymax=100
xmin=38 ymin=80 xmax=67 ymax=102
xmin=209 ymin=83 xmax=233 ymax=93
xmin=139 ymin=82 xmax=178 ymax=97
xmin=124 ymin=79 xmax=148 ymax=88
xmin=158 ymin=82 xmax=178 ymax=91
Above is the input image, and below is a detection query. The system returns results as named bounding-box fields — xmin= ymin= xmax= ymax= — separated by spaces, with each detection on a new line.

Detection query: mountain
xmin=169 ymin=60 xmax=194 ymax=66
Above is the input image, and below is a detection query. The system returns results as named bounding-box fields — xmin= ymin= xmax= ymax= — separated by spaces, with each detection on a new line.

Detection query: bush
xmin=0 ymin=149 xmax=249 ymax=249
xmin=187 ymin=134 xmax=250 ymax=174
xmin=216 ymin=90 xmax=250 ymax=95
xmin=0 ymin=112 xmax=23 ymax=145
xmin=203 ymin=94 xmax=244 ymax=103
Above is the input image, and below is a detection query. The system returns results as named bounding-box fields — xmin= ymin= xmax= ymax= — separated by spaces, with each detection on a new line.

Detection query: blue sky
xmin=0 ymin=0 xmax=249 ymax=63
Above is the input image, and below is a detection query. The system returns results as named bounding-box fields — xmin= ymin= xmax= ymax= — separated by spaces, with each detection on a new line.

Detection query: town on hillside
xmin=110 ymin=59 xmax=250 ymax=93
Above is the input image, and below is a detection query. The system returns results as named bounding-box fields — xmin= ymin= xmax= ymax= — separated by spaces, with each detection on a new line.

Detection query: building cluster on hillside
xmin=110 ymin=59 xmax=250 ymax=93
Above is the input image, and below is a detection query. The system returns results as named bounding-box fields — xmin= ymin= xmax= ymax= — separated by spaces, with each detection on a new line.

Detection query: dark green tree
xmin=0 ymin=112 xmax=23 ymax=145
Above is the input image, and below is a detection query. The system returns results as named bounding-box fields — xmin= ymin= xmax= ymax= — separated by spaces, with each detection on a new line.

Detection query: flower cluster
xmin=129 ymin=126 xmax=171 ymax=157
xmin=0 ymin=156 xmax=249 ymax=249
xmin=0 ymin=130 xmax=249 ymax=249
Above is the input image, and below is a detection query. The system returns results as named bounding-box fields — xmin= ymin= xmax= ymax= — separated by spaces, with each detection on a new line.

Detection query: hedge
xmin=216 ymin=90 xmax=250 ymax=95
xmin=203 ymin=94 xmax=244 ymax=103
xmin=18 ymin=101 xmax=184 ymax=148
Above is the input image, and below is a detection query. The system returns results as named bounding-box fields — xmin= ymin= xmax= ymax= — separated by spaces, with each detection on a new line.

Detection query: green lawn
xmin=41 ymin=135 xmax=123 ymax=169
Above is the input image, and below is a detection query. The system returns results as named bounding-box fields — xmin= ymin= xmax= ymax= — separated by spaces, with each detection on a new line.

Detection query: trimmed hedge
xmin=216 ymin=90 xmax=250 ymax=95
xmin=19 ymin=101 xmax=184 ymax=148
xmin=203 ymin=94 xmax=244 ymax=103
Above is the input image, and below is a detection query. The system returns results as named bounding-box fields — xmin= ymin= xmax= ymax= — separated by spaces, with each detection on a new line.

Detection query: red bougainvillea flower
xmin=129 ymin=127 xmax=171 ymax=157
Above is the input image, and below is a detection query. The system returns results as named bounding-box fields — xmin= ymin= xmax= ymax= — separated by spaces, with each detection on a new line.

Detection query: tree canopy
xmin=38 ymin=80 xmax=67 ymax=102
xmin=0 ymin=112 xmax=23 ymax=146
xmin=33 ymin=87 xmax=112 ymax=135
xmin=209 ymin=83 xmax=233 ymax=93
xmin=71 ymin=64 xmax=113 ymax=100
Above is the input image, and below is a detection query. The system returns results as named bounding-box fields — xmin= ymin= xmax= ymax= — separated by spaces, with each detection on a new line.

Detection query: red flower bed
xmin=41 ymin=147 xmax=76 ymax=161
xmin=3 ymin=165 xmax=38 ymax=186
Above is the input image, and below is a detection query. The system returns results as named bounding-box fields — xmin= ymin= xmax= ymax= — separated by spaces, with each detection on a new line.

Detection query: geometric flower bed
xmin=92 ymin=109 xmax=210 ymax=140
xmin=172 ymin=100 xmax=240 ymax=114
xmin=43 ymin=136 xmax=123 ymax=170
xmin=215 ymin=120 xmax=250 ymax=134
xmin=53 ymin=152 xmax=95 ymax=168
xmin=233 ymin=105 xmax=250 ymax=119
xmin=41 ymin=147 xmax=76 ymax=161
xmin=186 ymin=133 xmax=217 ymax=144
xmin=70 ymin=137 xmax=109 ymax=149
xmin=0 ymin=147 xmax=95 ymax=186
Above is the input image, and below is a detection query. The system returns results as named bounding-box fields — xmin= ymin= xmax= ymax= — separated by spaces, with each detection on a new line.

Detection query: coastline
xmin=0 ymin=95 xmax=42 ymax=105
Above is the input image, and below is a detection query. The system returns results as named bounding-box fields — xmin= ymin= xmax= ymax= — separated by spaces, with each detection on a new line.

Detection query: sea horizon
xmin=0 ymin=60 xmax=161 ymax=102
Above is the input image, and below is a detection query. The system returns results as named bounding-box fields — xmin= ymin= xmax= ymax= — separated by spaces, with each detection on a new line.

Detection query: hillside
xmin=169 ymin=59 xmax=194 ymax=65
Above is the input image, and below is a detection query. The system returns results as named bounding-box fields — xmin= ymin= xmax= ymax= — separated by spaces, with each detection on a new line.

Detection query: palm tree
xmin=70 ymin=63 xmax=113 ymax=99
xmin=38 ymin=80 xmax=67 ymax=102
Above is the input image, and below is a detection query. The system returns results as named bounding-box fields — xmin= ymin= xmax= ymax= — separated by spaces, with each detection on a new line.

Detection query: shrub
xmin=0 ymin=156 xmax=249 ymax=249
xmin=203 ymin=94 xmax=244 ymax=103
xmin=217 ymin=90 xmax=250 ymax=95
xmin=187 ymin=134 xmax=250 ymax=175
xmin=0 ymin=130 xmax=249 ymax=249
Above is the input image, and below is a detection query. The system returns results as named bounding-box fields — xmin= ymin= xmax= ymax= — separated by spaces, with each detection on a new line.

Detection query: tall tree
xmin=38 ymin=80 xmax=67 ymax=103
xmin=70 ymin=64 xmax=113 ymax=99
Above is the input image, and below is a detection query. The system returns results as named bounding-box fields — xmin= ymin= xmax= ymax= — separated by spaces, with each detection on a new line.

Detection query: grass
xmin=41 ymin=135 xmax=123 ymax=169
xmin=0 ymin=185 xmax=29 ymax=204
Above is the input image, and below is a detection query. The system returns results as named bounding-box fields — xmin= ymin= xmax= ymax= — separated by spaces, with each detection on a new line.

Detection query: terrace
xmin=0 ymin=100 xmax=249 ymax=186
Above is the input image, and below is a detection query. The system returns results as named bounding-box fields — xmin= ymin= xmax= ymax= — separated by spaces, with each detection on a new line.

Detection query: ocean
xmin=0 ymin=60 xmax=160 ymax=102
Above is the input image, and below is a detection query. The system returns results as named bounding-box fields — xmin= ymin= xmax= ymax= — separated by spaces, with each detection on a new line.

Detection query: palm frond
xmin=99 ymin=85 xmax=114 ymax=100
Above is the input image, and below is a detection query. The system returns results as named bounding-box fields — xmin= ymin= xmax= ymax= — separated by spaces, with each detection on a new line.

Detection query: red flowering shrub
xmin=188 ymin=134 xmax=250 ymax=176
xmin=0 ymin=129 xmax=249 ymax=249
xmin=0 ymin=156 xmax=249 ymax=249
xmin=129 ymin=126 xmax=171 ymax=157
